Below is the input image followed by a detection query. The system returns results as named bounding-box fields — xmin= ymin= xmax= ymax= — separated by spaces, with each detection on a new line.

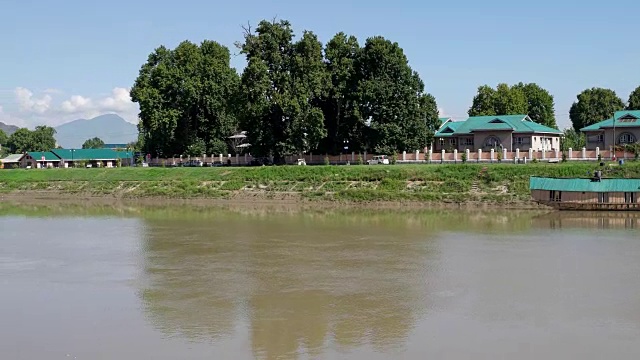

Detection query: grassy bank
xmin=1 ymin=162 xmax=640 ymax=204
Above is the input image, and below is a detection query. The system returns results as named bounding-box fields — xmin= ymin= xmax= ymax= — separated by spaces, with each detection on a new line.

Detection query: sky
xmin=0 ymin=0 xmax=638 ymax=130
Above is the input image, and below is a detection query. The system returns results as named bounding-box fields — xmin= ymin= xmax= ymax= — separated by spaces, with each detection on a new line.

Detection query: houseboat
xmin=530 ymin=175 xmax=640 ymax=211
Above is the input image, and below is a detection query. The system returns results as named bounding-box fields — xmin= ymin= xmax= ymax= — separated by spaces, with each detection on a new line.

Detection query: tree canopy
xmin=7 ymin=126 xmax=57 ymax=153
xmin=0 ymin=129 xmax=7 ymax=147
xmin=132 ymin=18 xmax=439 ymax=158
xmin=131 ymin=39 xmax=240 ymax=157
xmin=569 ymin=87 xmax=625 ymax=131
xmin=627 ymin=86 xmax=640 ymax=110
xmin=468 ymin=82 xmax=556 ymax=128
xmin=82 ymin=137 xmax=105 ymax=149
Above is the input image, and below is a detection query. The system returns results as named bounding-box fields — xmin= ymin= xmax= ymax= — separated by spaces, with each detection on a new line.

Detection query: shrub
xmin=461 ymin=152 xmax=467 ymax=163
xmin=324 ymin=156 xmax=330 ymax=165
xmin=391 ymin=154 xmax=398 ymax=165
xmin=496 ymin=150 xmax=502 ymax=162
xmin=561 ymin=152 xmax=567 ymax=162
xmin=357 ymin=154 xmax=363 ymax=165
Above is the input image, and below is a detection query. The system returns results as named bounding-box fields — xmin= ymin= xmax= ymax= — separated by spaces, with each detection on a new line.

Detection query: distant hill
xmin=54 ymin=114 xmax=138 ymax=149
xmin=0 ymin=122 xmax=19 ymax=135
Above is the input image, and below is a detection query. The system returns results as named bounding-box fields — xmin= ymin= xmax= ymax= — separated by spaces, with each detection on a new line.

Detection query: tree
xmin=569 ymin=87 xmax=625 ymax=130
xmin=237 ymin=19 xmax=328 ymax=162
xmin=82 ymin=137 xmax=105 ymax=149
xmin=131 ymin=40 xmax=240 ymax=157
xmin=561 ymin=128 xmax=585 ymax=152
xmin=315 ymin=32 xmax=363 ymax=154
xmin=469 ymin=83 xmax=528 ymax=116
xmin=30 ymin=126 xmax=57 ymax=151
xmin=0 ymin=129 xmax=7 ymax=147
xmin=356 ymin=36 xmax=435 ymax=154
xmin=469 ymin=83 xmax=555 ymax=128
xmin=6 ymin=126 xmax=56 ymax=153
xmin=627 ymin=86 xmax=640 ymax=110
xmin=513 ymin=82 xmax=557 ymax=128
xmin=7 ymin=128 xmax=33 ymax=153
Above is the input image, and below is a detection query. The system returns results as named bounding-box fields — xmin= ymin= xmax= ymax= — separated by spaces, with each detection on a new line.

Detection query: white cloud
xmin=0 ymin=87 xmax=139 ymax=128
xmin=15 ymin=87 xmax=52 ymax=114
xmin=438 ymin=107 xmax=445 ymax=116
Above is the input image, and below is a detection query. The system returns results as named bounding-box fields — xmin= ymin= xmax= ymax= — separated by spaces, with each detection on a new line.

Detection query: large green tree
xmin=356 ymin=36 xmax=436 ymax=154
xmin=7 ymin=126 xmax=56 ymax=153
xmin=569 ymin=87 xmax=625 ymax=131
xmin=469 ymin=82 xmax=556 ymax=128
xmin=513 ymin=82 xmax=556 ymax=128
xmin=82 ymin=137 xmax=105 ymax=149
xmin=627 ymin=86 xmax=640 ymax=110
xmin=237 ymin=19 xmax=328 ymax=162
xmin=131 ymin=40 xmax=240 ymax=157
xmin=315 ymin=32 xmax=363 ymax=154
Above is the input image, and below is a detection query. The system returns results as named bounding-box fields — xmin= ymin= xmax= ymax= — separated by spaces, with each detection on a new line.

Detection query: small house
xmin=22 ymin=151 xmax=61 ymax=168
xmin=0 ymin=154 xmax=25 ymax=169
xmin=530 ymin=176 xmax=640 ymax=210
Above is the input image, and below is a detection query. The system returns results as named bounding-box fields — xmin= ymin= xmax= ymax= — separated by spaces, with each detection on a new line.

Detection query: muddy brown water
xmin=2 ymin=206 xmax=640 ymax=359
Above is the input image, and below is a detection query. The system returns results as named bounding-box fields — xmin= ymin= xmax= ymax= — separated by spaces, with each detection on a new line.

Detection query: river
xmin=1 ymin=205 xmax=640 ymax=359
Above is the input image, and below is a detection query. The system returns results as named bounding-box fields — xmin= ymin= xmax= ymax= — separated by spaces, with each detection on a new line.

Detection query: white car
xmin=296 ymin=159 xmax=306 ymax=166
xmin=367 ymin=155 xmax=390 ymax=165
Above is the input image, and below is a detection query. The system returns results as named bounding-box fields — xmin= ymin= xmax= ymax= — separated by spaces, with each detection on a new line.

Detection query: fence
xmin=144 ymin=147 xmax=637 ymax=166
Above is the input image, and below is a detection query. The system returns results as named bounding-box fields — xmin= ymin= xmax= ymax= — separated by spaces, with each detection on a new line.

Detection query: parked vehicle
xmin=297 ymin=159 xmax=306 ymax=166
xmin=367 ymin=155 xmax=390 ymax=165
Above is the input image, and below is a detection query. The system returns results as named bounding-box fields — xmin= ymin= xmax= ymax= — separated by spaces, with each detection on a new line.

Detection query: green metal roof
xmin=580 ymin=110 xmax=640 ymax=132
xmin=435 ymin=115 xmax=562 ymax=137
xmin=436 ymin=121 xmax=463 ymax=137
xmin=51 ymin=148 xmax=131 ymax=160
xmin=27 ymin=151 xmax=60 ymax=161
xmin=530 ymin=176 xmax=640 ymax=192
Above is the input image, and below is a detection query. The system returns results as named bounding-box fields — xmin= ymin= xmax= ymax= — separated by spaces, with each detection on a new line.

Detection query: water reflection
xmin=133 ymin=208 xmax=537 ymax=359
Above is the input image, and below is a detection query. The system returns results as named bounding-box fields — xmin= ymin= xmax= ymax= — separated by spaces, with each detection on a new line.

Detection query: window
xmin=549 ymin=190 xmax=562 ymax=202
xmin=598 ymin=193 xmax=609 ymax=203
xmin=449 ymin=138 xmax=457 ymax=146
xmin=617 ymin=132 xmax=637 ymax=145
xmin=597 ymin=134 xmax=604 ymax=142
xmin=484 ymin=136 xmax=501 ymax=148
xmin=463 ymin=138 xmax=474 ymax=146
xmin=439 ymin=138 xmax=445 ymax=145
xmin=625 ymin=192 xmax=637 ymax=203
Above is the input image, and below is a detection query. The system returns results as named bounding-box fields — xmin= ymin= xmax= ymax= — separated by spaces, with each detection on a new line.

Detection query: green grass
xmin=2 ymin=162 xmax=640 ymax=203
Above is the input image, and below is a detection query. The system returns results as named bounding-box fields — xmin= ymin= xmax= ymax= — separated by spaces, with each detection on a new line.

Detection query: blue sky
xmin=0 ymin=0 xmax=638 ymax=129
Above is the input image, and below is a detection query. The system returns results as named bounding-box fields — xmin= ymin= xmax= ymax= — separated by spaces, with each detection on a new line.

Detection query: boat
xmin=530 ymin=175 xmax=640 ymax=211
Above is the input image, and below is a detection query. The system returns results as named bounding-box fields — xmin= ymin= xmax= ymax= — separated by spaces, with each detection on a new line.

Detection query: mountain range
xmin=0 ymin=122 xmax=19 ymax=135
xmin=54 ymin=114 xmax=138 ymax=148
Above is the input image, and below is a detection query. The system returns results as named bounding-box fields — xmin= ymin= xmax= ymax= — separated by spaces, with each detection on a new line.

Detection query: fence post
xmin=490 ymin=148 xmax=495 ymax=162
xmin=441 ymin=149 xmax=445 ymax=163
xmin=582 ymin=147 xmax=587 ymax=160
xmin=595 ymin=147 xmax=600 ymax=160
xmin=528 ymin=148 xmax=533 ymax=160
xmin=503 ymin=148 xmax=508 ymax=161
xmin=351 ymin=151 xmax=355 ymax=162
xmin=402 ymin=151 xmax=406 ymax=161
xmin=453 ymin=149 xmax=458 ymax=163
xmin=465 ymin=148 xmax=470 ymax=162
xmin=555 ymin=149 xmax=559 ymax=159
xmin=542 ymin=149 xmax=546 ymax=160
xmin=568 ymin=148 xmax=572 ymax=160
xmin=428 ymin=149 xmax=432 ymax=164
xmin=515 ymin=148 xmax=520 ymax=160
xmin=478 ymin=149 xmax=482 ymax=162
xmin=415 ymin=150 xmax=419 ymax=161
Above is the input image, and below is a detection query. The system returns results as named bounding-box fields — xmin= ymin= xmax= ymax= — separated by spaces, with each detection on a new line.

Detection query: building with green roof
xmin=434 ymin=115 xmax=562 ymax=152
xmin=580 ymin=111 xmax=640 ymax=150
xmin=51 ymin=148 xmax=133 ymax=168
xmin=23 ymin=151 xmax=61 ymax=168
xmin=530 ymin=176 xmax=640 ymax=210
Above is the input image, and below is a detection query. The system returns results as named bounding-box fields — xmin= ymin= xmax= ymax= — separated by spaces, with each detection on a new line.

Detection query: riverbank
xmin=1 ymin=162 xmax=639 ymax=208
